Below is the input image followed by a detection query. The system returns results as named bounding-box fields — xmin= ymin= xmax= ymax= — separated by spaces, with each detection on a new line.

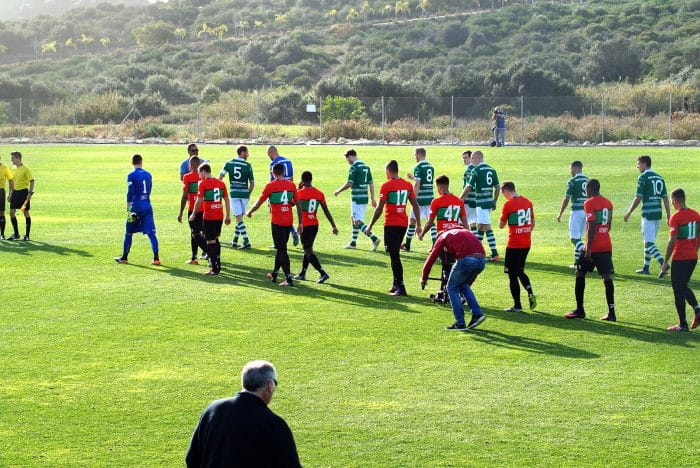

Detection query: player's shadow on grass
xmin=233 ymin=246 xmax=387 ymax=268
xmin=0 ymin=240 xmax=92 ymax=257
xmin=469 ymin=329 xmax=600 ymax=359
xmin=488 ymin=307 xmax=699 ymax=348
xmin=526 ymin=261 xmax=699 ymax=289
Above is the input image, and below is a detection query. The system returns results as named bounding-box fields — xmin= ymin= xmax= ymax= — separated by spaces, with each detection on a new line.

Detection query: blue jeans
xmin=447 ymin=256 xmax=486 ymax=325
xmin=495 ymin=128 xmax=505 ymax=146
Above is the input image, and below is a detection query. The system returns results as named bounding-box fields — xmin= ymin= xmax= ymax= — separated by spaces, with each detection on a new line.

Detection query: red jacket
xmin=421 ymin=228 xmax=485 ymax=281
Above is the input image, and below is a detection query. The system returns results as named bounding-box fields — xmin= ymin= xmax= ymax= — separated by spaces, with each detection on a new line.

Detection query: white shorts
xmin=475 ymin=207 xmax=493 ymax=225
xmin=409 ymin=205 xmax=431 ymax=222
xmin=569 ymin=210 xmax=587 ymax=239
xmin=642 ymin=218 xmax=661 ymax=243
xmin=230 ymin=198 xmax=249 ymax=217
xmin=466 ymin=204 xmax=477 ymax=225
xmin=351 ymin=202 xmax=367 ymax=222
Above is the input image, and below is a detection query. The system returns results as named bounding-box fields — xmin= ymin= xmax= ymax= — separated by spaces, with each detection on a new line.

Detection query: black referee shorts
xmin=202 ymin=219 xmax=223 ymax=241
xmin=504 ymin=247 xmax=530 ymax=275
xmin=577 ymin=251 xmax=614 ymax=275
xmin=300 ymin=224 xmax=318 ymax=250
xmin=0 ymin=188 xmax=5 ymax=212
xmin=188 ymin=210 xmax=204 ymax=235
xmin=10 ymin=189 xmax=29 ymax=210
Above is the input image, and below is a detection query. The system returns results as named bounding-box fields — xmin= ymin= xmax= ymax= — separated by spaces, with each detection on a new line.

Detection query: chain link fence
xmin=1 ymin=93 xmax=698 ymax=144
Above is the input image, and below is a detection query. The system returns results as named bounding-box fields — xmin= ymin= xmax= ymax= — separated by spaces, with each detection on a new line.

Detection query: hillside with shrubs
xmin=0 ymin=0 xmax=698 ymax=142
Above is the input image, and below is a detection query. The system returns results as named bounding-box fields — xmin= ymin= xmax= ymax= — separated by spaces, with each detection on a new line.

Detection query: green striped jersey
xmin=347 ymin=160 xmax=373 ymax=204
xmin=413 ymin=160 xmax=434 ymax=206
xmin=636 ymin=170 xmax=667 ymax=221
xmin=466 ymin=162 xmax=499 ymax=209
xmin=565 ymin=173 xmax=589 ymax=211
xmin=463 ymin=164 xmax=477 ymax=208
xmin=220 ymin=158 xmax=254 ymax=199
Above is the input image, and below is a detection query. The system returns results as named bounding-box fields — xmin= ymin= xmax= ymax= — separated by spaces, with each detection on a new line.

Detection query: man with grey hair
xmin=186 ymin=360 xmax=301 ymax=467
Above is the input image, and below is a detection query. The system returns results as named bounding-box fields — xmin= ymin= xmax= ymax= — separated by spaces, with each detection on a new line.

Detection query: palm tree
xmin=361 ymin=1 xmax=375 ymax=22
xmin=99 ymin=37 xmax=111 ymax=51
xmin=174 ymin=28 xmax=187 ymax=44
xmin=254 ymin=20 xmax=264 ymax=30
xmin=41 ymin=41 xmax=57 ymax=54
xmin=326 ymin=9 xmax=338 ymax=24
xmin=65 ymin=37 xmax=77 ymax=49
xmin=78 ymin=34 xmax=94 ymax=48
xmin=213 ymin=24 xmax=229 ymax=40
xmin=382 ymin=4 xmax=393 ymax=16
xmin=417 ymin=0 xmax=431 ymax=16
xmin=395 ymin=1 xmax=410 ymax=18
xmin=346 ymin=8 xmax=360 ymax=22
xmin=237 ymin=20 xmax=249 ymax=37
xmin=274 ymin=14 xmax=288 ymax=25
xmin=197 ymin=23 xmax=213 ymax=42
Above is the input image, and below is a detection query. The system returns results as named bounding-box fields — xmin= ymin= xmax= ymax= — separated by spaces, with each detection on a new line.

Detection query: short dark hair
xmin=301 ymin=171 xmax=312 ymax=183
xmin=415 ymin=147 xmax=426 ymax=157
xmin=571 ymin=161 xmax=583 ymax=170
xmin=189 ymin=156 xmax=200 ymax=165
xmin=132 ymin=154 xmax=142 ymax=165
xmin=10 ymin=151 xmax=21 ymax=160
xmin=587 ymin=178 xmax=600 ymax=194
xmin=187 ymin=143 xmax=198 ymax=153
xmin=237 ymin=145 xmax=248 ymax=156
xmin=386 ymin=159 xmax=398 ymax=173
xmin=638 ymin=155 xmax=652 ymax=167
xmin=435 ymin=175 xmax=449 ymax=186
xmin=501 ymin=181 xmax=516 ymax=192
xmin=272 ymin=163 xmax=285 ymax=176
xmin=461 ymin=150 xmax=472 ymax=157
xmin=344 ymin=149 xmax=357 ymax=158
xmin=671 ymin=188 xmax=686 ymax=203
xmin=198 ymin=163 xmax=211 ymax=174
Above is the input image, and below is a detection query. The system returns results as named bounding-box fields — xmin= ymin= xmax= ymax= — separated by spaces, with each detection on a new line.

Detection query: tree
xmin=382 ymin=4 xmax=393 ymax=16
xmin=417 ymin=0 xmax=431 ymax=16
xmin=274 ymin=14 xmax=288 ymax=25
xmin=254 ymin=20 xmax=264 ymax=30
xmin=65 ymin=38 xmax=76 ymax=50
xmin=395 ymin=1 xmax=410 ymax=18
xmin=587 ymin=38 xmax=643 ymax=83
xmin=134 ymin=22 xmax=176 ymax=47
xmin=197 ymin=23 xmax=213 ymax=42
xmin=0 ymin=43 xmax=7 ymax=56
xmin=99 ymin=37 xmax=111 ymax=51
xmin=326 ymin=9 xmax=338 ymax=24
xmin=237 ymin=20 xmax=249 ymax=37
xmin=361 ymin=1 xmax=375 ymax=22
xmin=41 ymin=41 xmax=57 ymax=54
xmin=322 ymin=96 xmax=366 ymax=121
xmin=79 ymin=34 xmax=94 ymax=47
xmin=174 ymin=28 xmax=187 ymax=44
xmin=346 ymin=8 xmax=360 ymax=22
xmin=212 ymin=24 xmax=228 ymax=40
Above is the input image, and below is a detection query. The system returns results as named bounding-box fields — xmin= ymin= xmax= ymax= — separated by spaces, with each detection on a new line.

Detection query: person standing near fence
xmin=492 ymin=107 xmax=506 ymax=147
xmin=659 ymin=188 xmax=700 ymax=332
xmin=334 ymin=149 xmax=381 ymax=251
xmin=556 ymin=161 xmax=589 ymax=268
xmin=0 ymin=154 xmax=14 ymax=240
xmin=402 ymin=147 xmax=436 ymax=251
xmin=220 ymin=145 xmax=255 ymax=249
xmin=623 ymin=155 xmax=671 ymax=275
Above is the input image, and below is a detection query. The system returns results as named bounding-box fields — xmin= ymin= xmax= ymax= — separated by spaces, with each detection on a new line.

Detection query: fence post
xmin=520 ymin=95 xmax=524 ymax=145
xmin=450 ymin=96 xmax=454 ymax=145
xmin=196 ymin=100 xmax=201 ymax=141
xmin=668 ymin=92 xmax=672 ymax=141
xmin=381 ymin=96 xmax=385 ymax=144
xmin=73 ymin=94 xmax=77 ymax=138
xmin=319 ymin=96 xmax=323 ymax=141
xmin=255 ymin=91 xmax=259 ymax=140
xmin=19 ymin=97 xmax=23 ymax=141
xmin=600 ymin=93 xmax=605 ymax=144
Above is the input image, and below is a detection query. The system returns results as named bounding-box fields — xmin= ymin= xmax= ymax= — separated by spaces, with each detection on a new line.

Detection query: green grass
xmin=1 ymin=145 xmax=699 ymax=467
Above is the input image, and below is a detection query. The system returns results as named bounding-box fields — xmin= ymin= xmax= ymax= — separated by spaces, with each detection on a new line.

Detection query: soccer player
xmin=402 ymin=147 xmax=436 ymax=251
xmin=420 ymin=175 xmax=467 ymax=237
xmin=267 ymin=145 xmax=299 ymax=247
xmin=556 ymin=161 xmax=589 ymax=268
xmin=178 ymin=156 xmax=208 ymax=264
xmin=623 ymin=155 xmax=671 ymax=275
xmin=367 ymin=160 xmax=422 ymax=296
xmin=461 ymin=150 xmax=477 ymax=234
xmin=180 ymin=143 xmax=199 ymax=181
xmin=459 ymin=150 xmax=500 ymax=261
xmin=115 ymin=154 xmax=160 ymax=265
xmin=565 ymin=179 xmax=616 ymax=321
xmin=499 ymin=181 xmax=536 ymax=312
xmin=660 ymin=188 xmax=700 ymax=332
xmin=247 ymin=163 xmax=297 ymax=286
xmin=295 ymin=171 xmax=339 ymax=283
xmin=0 ymin=154 xmax=14 ymax=240
xmin=220 ymin=145 xmax=255 ymax=249
xmin=8 ymin=151 xmax=34 ymax=241
xmin=190 ymin=164 xmax=231 ymax=275
xmin=333 ymin=149 xmax=381 ymax=251
xmin=420 ymin=228 xmax=487 ymax=331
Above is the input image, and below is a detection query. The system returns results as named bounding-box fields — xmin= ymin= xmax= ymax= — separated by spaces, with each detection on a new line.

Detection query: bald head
xmin=471 ymin=150 xmax=483 ymax=165
xmin=267 ymin=146 xmax=279 ymax=160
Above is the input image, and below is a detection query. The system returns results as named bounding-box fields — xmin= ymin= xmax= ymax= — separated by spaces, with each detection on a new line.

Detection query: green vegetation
xmin=1 ymin=145 xmax=699 ymax=466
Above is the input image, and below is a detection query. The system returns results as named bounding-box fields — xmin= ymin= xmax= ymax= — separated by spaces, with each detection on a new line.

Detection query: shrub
xmin=386 ymin=118 xmax=446 ymax=142
xmin=208 ymin=120 xmax=254 ymax=139
xmin=322 ymin=96 xmax=366 ymax=121
xmin=136 ymin=121 xmax=175 ymax=139
xmin=534 ymin=122 xmax=574 ymax=142
xmin=310 ymin=119 xmax=380 ymax=140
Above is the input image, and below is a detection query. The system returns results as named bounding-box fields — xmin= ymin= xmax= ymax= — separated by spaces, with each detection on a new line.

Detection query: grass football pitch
xmin=1 ymin=144 xmax=699 ymax=467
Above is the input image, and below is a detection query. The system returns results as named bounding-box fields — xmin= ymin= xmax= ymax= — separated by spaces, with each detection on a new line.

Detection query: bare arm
xmin=320 ymin=201 xmax=339 ymax=235
xmin=660 ymin=233 xmax=676 ymax=276
xmin=557 ymin=197 xmax=570 ymax=222
xmin=492 ymin=184 xmax=500 ymax=209
xmin=367 ymin=200 xmax=385 ymax=233
xmin=419 ymin=215 xmax=435 ymax=240
xmin=662 ymin=196 xmax=671 ymax=222
xmin=295 ymin=200 xmax=304 ymax=234
xmin=189 ymin=198 xmax=203 ymax=220
xmin=499 ymin=218 xmax=506 ymax=229
xmin=334 ymin=181 xmax=352 ymax=196
xmin=459 ymin=185 xmax=471 ymax=201
xmin=8 ymin=179 xmax=14 ymax=199
xmin=224 ymin=197 xmax=231 ymax=225
xmin=246 ymin=197 xmax=264 ymax=217
xmin=584 ymin=222 xmax=596 ymax=258
xmin=623 ymin=196 xmax=642 ymax=222
xmin=369 ymin=182 xmax=377 ymax=208
xmin=177 ymin=191 xmax=188 ymax=223
xmin=248 ymin=181 xmax=255 ymax=196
